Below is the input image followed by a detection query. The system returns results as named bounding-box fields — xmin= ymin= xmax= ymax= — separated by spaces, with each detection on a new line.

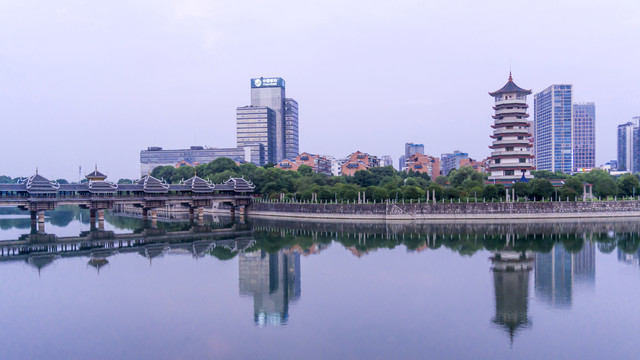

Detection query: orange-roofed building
xmin=341 ymin=151 xmax=380 ymax=176
xmin=275 ymin=158 xmax=300 ymax=171
xmin=404 ymin=153 xmax=441 ymax=178
xmin=460 ymin=158 xmax=487 ymax=173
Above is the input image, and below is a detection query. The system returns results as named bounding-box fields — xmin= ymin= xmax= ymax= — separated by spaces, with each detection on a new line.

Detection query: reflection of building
xmin=239 ymin=250 xmax=301 ymax=326
xmin=617 ymin=247 xmax=640 ymax=266
xmin=490 ymin=249 xmax=534 ymax=343
xmin=535 ymin=241 xmax=595 ymax=308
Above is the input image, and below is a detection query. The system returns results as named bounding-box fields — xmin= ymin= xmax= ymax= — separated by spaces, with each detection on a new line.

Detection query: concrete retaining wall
xmin=247 ymin=201 xmax=640 ymax=220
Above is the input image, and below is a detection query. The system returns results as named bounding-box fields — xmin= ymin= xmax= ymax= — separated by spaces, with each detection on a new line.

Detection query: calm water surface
xmin=0 ymin=208 xmax=639 ymax=359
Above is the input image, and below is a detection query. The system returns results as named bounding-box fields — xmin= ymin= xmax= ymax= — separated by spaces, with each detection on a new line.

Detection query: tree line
xmin=149 ymin=157 xmax=640 ymax=202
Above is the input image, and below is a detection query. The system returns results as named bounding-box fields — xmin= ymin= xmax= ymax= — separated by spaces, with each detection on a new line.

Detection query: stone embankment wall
xmin=248 ymin=201 xmax=640 ymax=220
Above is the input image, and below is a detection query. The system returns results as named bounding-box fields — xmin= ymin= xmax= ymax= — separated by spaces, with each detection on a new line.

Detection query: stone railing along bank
xmin=247 ymin=201 xmax=640 ymax=220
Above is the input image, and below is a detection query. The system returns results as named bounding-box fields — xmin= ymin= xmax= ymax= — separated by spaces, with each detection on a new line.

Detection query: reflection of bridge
xmin=0 ymin=226 xmax=255 ymax=273
xmin=0 ymin=169 xmax=254 ymax=232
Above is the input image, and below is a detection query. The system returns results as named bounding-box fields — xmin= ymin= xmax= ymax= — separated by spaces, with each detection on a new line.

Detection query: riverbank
xmin=247 ymin=200 xmax=640 ymax=220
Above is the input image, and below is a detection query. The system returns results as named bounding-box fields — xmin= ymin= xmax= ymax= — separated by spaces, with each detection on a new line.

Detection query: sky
xmin=1 ymin=0 xmax=639 ymax=180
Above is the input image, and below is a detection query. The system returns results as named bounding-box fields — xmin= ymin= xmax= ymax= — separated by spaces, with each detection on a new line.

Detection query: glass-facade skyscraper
xmin=533 ymin=85 xmax=573 ymax=173
xmin=617 ymin=118 xmax=640 ymax=172
xmin=249 ymin=77 xmax=298 ymax=162
xmin=236 ymin=106 xmax=276 ymax=165
xmin=572 ymin=103 xmax=596 ymax=171
xmin=284 ymin=98 xmax=299 ymax=160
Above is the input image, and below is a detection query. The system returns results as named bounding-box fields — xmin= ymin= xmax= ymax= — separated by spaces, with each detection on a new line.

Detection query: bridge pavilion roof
xmin=20 ymin=172 xmax=60 ymax=194
xmin=86 ymin=179 xmax=118 ymax=194
xmin=136 ymin=175 xmax=170 ymax=194
xmin=181 ymin=176 xmax=215 ymax=193
xmin=85 ymin=166 xmax=108 ymax=181
xmin=221 ymin=177 xmax=255 ymax=193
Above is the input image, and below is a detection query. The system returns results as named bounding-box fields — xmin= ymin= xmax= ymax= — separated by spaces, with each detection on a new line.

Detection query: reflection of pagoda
xmin=535 ymin=241 xmax=595 ymax=308
xmin=239 ymin=250 xmax=300 ymax=326
xmin=490 ymin=248 xmax=534 ymax=343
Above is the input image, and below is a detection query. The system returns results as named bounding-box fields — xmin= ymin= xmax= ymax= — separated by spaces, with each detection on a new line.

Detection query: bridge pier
xmin=90 ymin=209 xmax=97 ymax=229
xmin=150 ymin=210 xmax=158 ymax=228
xmin=98 ymin=210 xmax=105 ymax=230
xmin=142 ymin=208 xmax=149 ymax=221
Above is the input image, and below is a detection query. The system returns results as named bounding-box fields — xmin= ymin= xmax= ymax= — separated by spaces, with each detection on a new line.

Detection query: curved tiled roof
xmin=489 ymin=73 xmax=532 ymax=96
xmin=224 ymin=177 xmax=255 ymax=192
xmin=137 ymin=175 xmax=170 ymax=193
xmin=87 ymin=179 xmax=118 ymax=194
xmin=181 ymin=176 xmax=215 ymax=193
xmin=85 ymin=167 xmax=107 ymax=181
xmin=21 ymin=172 xmax=60 ymax=194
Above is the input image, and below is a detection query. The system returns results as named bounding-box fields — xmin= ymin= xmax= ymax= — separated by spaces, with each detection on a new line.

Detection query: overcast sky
xmin=1 ymin=0 xmax=638 ymax=180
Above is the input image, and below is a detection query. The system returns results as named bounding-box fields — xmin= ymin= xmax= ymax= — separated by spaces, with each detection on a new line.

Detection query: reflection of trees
xmin=248 ymin=218 xmax=640 ymax=257
xmin=617 ymin=234 xmax=640 ymax=254
xmin=208 ymin=247 xmax=238 ymax=261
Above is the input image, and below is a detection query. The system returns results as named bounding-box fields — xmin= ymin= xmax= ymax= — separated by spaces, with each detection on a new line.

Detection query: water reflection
xmin=490 ymin=243 xmax=534 ymax=342
xmin=535 ymin=241 xmax=595 ymax=308
xmin=239 ymin=250 xmax=301 ymax=326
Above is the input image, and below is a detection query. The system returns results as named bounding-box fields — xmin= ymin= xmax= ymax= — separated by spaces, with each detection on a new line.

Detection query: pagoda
xmin=488 ymin=73 xmax=535 ymax=182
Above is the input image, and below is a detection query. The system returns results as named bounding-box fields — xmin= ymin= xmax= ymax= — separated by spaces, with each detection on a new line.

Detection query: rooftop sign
xmin=251 ymin=77 xmax=285 ymax=88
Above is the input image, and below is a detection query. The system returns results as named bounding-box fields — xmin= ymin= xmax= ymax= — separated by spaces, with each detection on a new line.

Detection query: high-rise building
xmin=236 ymin=106 xmax=276 ymax=165
xmin=284 ymin=98 xmax=299 ymax=160
xmin=139 ymin=146 xmax=245 ymax=177
xmin=441 ymin=150 xmax=469 ymax=176
xmin=249 ymin=77 xmax=297 ymax=162
xmin=617 ymin=117 xmax=640 ymax=172
xmin=405 ymin=143 xmax=425 ymax=157
xmin=380 ymin=155 xmax=393 ymax=167
xmin=400 ymin=143 xmax=425 ymax=171
xmin=533 ymin=84 xmax=574 ymax=173
xmin=572 ymin=103 xmax=596 ymax=171
xmin=488 ymin=74 xmax=535 ymax=181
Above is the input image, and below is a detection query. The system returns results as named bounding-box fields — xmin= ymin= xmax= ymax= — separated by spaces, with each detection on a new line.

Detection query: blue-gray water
xmin=1 ymin=208 xmax=639 ymax=359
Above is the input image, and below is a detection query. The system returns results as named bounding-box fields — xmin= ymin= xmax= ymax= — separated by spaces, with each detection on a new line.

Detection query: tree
xmin=560 ymin=187 xmax=578 ymax=201
xmin=56 ymin=179 xmax=69 ymax=185
xmin=352 ymin=170 xmax=378 ymax=187
xmin=482 ymin=184 xmax=499 ymax=200
xmin=443 ymin=187 xmax=461 ymax=200
xmin=297 ymin=165 xmax=313 ymax=176
xmin=594 ymin=178 xmax=617 ymax=198
xmin=532 ymin=170 xmax=568 ymax=179
xmin=530 ymin=179 xmax=554 ymax=200
xmin=563 ymin=177 xmax=584 ymax=196
xmin=617 ymin=174 xmax=640 ymax=197
xmin=206 ymin=157 xmax=239 ymax=174
xmin=0 ymin=175 xmax=13 ymax=184
xmin=403 ymin=186 xmax=424 ymax=200
xmin=512 ymin=182 xmax=530 ymax=198
xmin=372 ymin=187 xmax=390 ymax=201
xmin=117 ymin=179 xmax=134 ymax=184
xmin=435 ymin=176 xmax=448 ymax=186
xmin=426 ymin=184 xmax=443 ymax=200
